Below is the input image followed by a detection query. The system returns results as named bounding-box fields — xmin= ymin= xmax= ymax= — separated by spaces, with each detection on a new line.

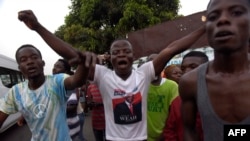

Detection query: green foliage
xmin=55 ymin=0 xmax=180 ymax=54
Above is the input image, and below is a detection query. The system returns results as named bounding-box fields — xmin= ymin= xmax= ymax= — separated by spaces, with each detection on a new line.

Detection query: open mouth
xmin=117 ymin=60 xmax=129 ymax=69
xmin=214 ymin=30 xmax=234 ymax=42
xmin=118 ymin=60 xmax=128 ymax=65
xmin=215 ymin=31 xmax=233 ymax=38
xmin=27 ymin=67 xmax=36 ymax=73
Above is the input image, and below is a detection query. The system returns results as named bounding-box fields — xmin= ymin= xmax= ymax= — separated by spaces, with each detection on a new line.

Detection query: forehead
xmin=182 ymin=56 xmax=204 ymax=65
xmin=171 ymin=66 xmax=181 ymax=71
xmin=110 ymin=40 xmax=132 ymax=50
xmin=17 ymin=47 xmax=40 ymax=58
xmin=207 ymin=0 xmax=249 ymax=13
xmin=54 ymin=61 xmax=64 ymax=67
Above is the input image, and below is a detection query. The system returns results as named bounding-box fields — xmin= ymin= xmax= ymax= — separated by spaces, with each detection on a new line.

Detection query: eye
xmin=190 ymin=64 xmax=198 ymax=69
xmin=112 ymin=50 xmax=118 ymax=55
xmin=31 ymin=55 xmax=39 ymax=60
xmin=231 ymin=10 xmax=243 ymax=17
xmin=19 ymin=57 xmax=27 ymax=63
xmin=207 ymin=13 xmax=218 ymax=21
xmin=125 ymin=49 xmax=132 ymax=54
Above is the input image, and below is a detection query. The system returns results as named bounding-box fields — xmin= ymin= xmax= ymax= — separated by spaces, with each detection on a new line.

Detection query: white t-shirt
xmin=94 ymin=61 xmax=155 ymax=141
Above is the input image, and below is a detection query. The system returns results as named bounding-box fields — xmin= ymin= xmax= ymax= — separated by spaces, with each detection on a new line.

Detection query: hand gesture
xmin=80 ymin=51 xmax=97 ymax=68
xmin=18 ymin=10 xmax=40 ymax=30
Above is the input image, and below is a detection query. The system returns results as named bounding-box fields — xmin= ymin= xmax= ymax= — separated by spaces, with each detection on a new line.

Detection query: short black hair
xmin=207 ymin=0 xmax=250 ymax=9
xmin=15 ymin=44 xmax=42 ymax=62
xmin=110 ymin=38 xmax=132 ymax=51
xmin=183 ymin=51 xmax=209 ymax=62
xmin=57 ymin=59 xmax=73 ymax=75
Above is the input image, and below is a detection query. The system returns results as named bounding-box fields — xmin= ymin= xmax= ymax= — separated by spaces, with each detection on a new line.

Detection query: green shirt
xmin=147 ymin=78 xmax=178 ymax=141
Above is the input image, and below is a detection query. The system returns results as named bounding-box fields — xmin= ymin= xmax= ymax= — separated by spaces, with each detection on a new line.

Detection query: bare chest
xmin=206 ymin=74 xmax=250 ymax=123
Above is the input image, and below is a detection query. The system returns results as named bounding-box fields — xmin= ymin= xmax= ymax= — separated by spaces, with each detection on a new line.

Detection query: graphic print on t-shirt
xmin=113 ymin=92 xmax=142 ymax=124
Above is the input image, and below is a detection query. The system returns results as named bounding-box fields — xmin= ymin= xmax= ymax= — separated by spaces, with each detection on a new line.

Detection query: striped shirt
xmin=87 ymin=84 xmax=105 ymax=130
xmin=67 ymin=93 xmax=80 ymax=139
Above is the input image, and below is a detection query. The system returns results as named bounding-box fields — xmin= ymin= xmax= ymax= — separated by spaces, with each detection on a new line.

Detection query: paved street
xmin=83 ymin=112 xmax=95 ymax=141
xmin=0 ymin=112 xmax=95 ymax=141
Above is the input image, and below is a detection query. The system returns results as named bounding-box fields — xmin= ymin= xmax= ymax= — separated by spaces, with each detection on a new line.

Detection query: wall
xmin=127 ymin=11 xmax=208 ymax=60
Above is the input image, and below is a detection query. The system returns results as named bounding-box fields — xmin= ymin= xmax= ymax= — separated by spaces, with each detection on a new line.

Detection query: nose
xmin=217 ymin=12 xmax=230 ymax=26
xmin=117 ymin=51 xmax=126 ymax=57
xmin=26 ymin=57 xmax=34 ymax=64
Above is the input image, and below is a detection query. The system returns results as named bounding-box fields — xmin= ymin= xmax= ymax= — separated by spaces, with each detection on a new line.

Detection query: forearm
xmin=163 ymin=25 xmax=206 ymax=59
xmin=67 ymin=64 xmax=89 ymax=90
xmin=154 ymin=26 xmax=205 ymax=75
xmin=75 ymin=63 xmax=89 ymax=85
xmin=35 ymin=24 xmax=77 ymax=60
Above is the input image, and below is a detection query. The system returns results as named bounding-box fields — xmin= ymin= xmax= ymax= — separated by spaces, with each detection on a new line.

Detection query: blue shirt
xmin=0 ymin=74 xmax=72 ymax=141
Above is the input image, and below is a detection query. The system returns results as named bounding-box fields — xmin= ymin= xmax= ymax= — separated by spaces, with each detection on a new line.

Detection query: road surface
xmin=0 ymin=112 xmax=95 ymax=141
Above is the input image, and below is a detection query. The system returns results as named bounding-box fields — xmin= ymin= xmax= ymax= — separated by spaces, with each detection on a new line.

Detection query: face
xmin=167 ymin=66 xmax=182 ymax=84
xmin=17 ymin=47 xmax=45 ymax=79
xmin=110 ymin=40 xmax=134 ymax=76
xmin=181 ymin=57 xmax=205 ymax=74
xmin=52 ymin=61 xmax=66 ymax=75
xmin=206 ymin=0 xmax=250 ymax=52
xmin=125 ymin=94 xmax=134 ymax=103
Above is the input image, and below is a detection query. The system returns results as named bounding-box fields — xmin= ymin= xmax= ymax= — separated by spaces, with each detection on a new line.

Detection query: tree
xmin=55 ymin=0 xmax=180 ymax=54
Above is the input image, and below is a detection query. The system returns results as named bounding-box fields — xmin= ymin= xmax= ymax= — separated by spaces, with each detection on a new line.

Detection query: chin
xmin=27 ymin=73 xmax=41 ymax=79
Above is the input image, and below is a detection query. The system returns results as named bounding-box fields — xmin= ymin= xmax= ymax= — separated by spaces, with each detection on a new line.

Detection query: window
xmin=0 ymin=67 xmax=24 ymax=88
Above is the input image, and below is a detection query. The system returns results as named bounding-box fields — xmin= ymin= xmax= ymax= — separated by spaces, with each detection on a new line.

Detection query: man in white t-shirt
xmin=87 ymin=29 xmax=205 ymax=140
xmin=17 ymin=9 xmax=206 ymax=141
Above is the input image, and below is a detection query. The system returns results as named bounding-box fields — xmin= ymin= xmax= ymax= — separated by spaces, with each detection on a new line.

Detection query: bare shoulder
xmin=179 ymin=68 xmax=198 ymax=99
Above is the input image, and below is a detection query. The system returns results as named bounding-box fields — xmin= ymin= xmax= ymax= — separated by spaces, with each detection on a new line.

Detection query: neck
xmin=213 ymin=50 xmax=249 ymax=73
xmin=116 ymin=70 xmax=132 ymax=80
xmin=28 ymin=75 xmax=46 ymax=90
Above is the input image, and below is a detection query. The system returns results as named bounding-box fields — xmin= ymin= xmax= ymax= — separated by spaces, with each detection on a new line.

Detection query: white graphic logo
xmin=33 ymin=104 xmax=46 ymax=118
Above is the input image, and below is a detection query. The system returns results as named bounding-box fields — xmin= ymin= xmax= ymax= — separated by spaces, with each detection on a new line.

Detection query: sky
xmin=0 ymin=0 xmax=209 ymax=75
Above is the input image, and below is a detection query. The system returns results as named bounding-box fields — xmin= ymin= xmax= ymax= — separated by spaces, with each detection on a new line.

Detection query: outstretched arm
xmin=153 ymin=26 xmax=205 ymax=76
xmin=18 ymin=10 xmax=78 ymax=63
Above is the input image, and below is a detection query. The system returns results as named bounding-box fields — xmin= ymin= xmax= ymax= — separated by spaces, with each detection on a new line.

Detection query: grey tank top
xmin=197 ymin=63 xmax=250 ymax=141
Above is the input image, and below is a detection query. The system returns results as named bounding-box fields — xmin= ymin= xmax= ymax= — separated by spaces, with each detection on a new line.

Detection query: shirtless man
xmin=179 ymin=0 xmax=250 ymax=141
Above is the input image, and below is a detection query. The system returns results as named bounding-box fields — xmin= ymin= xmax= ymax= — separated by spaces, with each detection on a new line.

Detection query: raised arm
xmin=153 ymin=26 xmax=205 ymax=76
xmin=18 ymin=10 xmax=78 ymax=62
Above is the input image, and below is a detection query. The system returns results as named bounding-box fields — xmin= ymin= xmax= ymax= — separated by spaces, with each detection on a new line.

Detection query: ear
xmin=42 ymin=60 xmax=45 ymax=66
xmin=18 ymin=65 xmax=21 ymax=70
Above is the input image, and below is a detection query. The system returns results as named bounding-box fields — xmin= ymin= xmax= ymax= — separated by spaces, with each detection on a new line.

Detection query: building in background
xmin=127 ymin=11 xmax=208 ymax=60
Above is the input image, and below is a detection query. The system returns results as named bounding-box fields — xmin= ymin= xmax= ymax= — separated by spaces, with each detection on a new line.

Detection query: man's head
xmin=164 ymin=64 xmax=182 ymax=84
xmin=52 ymin=59 xmax=72 ymax=75
xmin=110 ymin=39 xmax=134 ymax=78
xmin=181 ymin=51 xmax=209 ymax=74
xmin=206 ymin=0 xmax=250 ymax=52
xmin=15 ymin=44 xmax=45 ymax=79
